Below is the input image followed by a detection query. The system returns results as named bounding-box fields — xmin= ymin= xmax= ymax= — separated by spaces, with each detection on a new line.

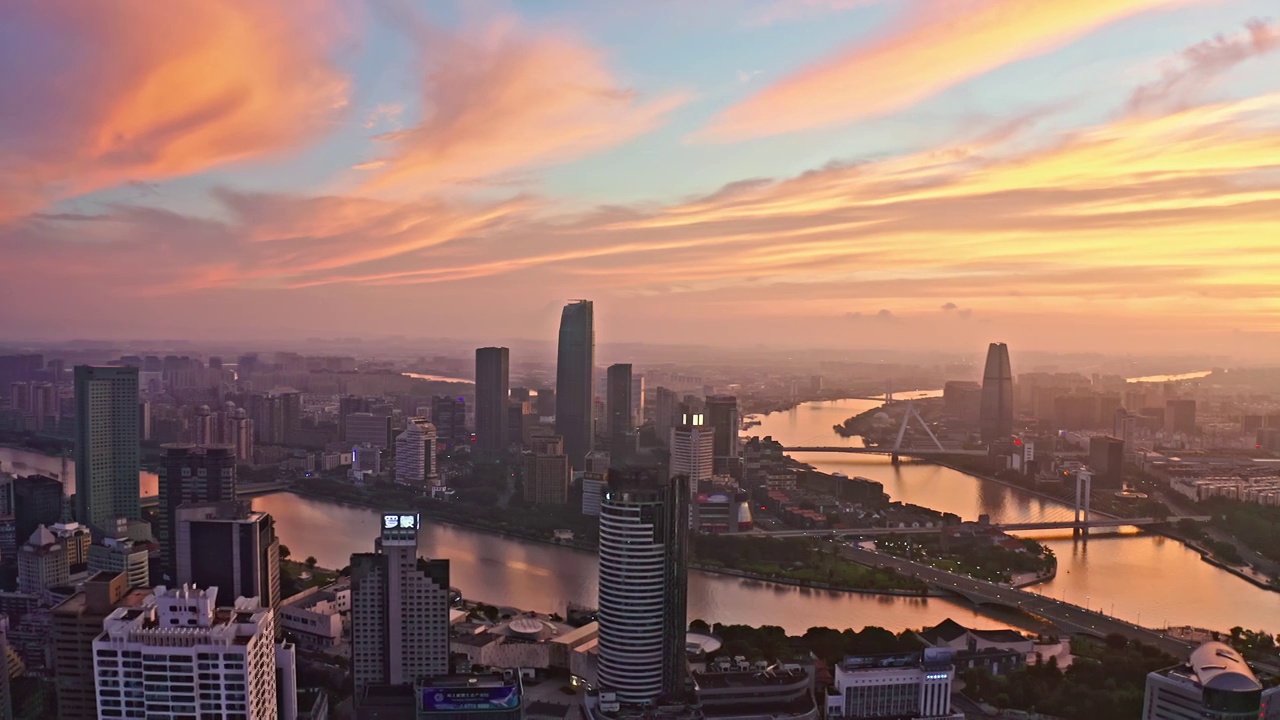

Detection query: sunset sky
xmin=3 ymin=0 xmax=1280 ymax=355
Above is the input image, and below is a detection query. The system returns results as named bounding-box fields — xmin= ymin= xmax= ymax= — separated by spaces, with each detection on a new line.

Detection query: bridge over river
xmin=843 ymin=545 xmax=1198 ymax=658
xmin=757 ymin=516 xmax=1212 ymax=538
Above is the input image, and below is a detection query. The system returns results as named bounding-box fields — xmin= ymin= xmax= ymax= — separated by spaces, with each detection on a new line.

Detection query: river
xmin=2 ymin=382 xmax=1276 ymax=635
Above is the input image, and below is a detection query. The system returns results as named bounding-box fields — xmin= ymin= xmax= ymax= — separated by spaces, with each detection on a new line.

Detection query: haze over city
xmin=3 ymin=0 xmax=1280 ymax=356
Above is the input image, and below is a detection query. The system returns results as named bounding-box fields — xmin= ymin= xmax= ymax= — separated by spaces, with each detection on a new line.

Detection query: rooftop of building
xmin=917 ymin=618 xmax=1029 ymax=646
xmin=419 ymin=673 xmax=521 ymax=690
xmin=693 ymin=665 xmax=810 ymax=690
xmin=1159 ymin=641 xmax=1263 ymax=693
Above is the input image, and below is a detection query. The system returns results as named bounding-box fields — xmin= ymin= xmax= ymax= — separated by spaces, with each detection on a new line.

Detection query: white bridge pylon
xmin=891 ymin=399 xmax=946 ymax=453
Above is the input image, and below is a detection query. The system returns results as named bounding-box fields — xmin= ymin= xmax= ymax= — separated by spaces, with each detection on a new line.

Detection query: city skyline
xmin=3 ymin=1 xmax=1280 ymax=355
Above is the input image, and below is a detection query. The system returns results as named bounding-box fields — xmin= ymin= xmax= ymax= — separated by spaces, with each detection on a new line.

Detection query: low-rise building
xmin=280 ymin=581 xmax=351 ymax=650
xmin=825 ymin=649 xmax=963 ymax=720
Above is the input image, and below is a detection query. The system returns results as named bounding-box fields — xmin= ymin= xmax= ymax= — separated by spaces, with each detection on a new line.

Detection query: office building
xmin=12 ymin=473 xmax=62 ymax=554
xmin=607 ymin=364 xmax=635 ymax=460
xmin=979 ymin=343 xmax=1015 ymax=446
xmin=1089 ymin=436 xmax=1126 ymax=488
xmin=74 ymin=365 xmax=140 ymax=531
xmin=597 ymin=467 xmax=690 ymax=705
xmin=93 ymin=584 xmax=297 ymax=720
xmin=339 ymin=395 xmax=371 ymax=441
xmin=825 ymin=649 xmax=960 ymax=719
xmin=631 ymin=374 xmax=646 ymax=428
xmin=159 ymin=444 xmax=237 ymax=582
xmin=523 ymin=435 xmax=571 ymax=505
xmin=1167 ymin=399 xmax=1197 ymax=435
xmin=1143 ymin=641 xmax=1280 ymax=720
xmin=943 ymin=381 xmax=983 ymax=425
xmin=17 ymin=525 xmax=69 ymax=596
xmin=346 ymin=412 xmax=393 ymax=450
xmin=536 ymin=387 xmax=556 ymax=418
xmin=670 ymin=420 xmax=714 ymax=488
xmin=705 ymin=396 xmax=740 ymax=476
xmin=50 ymin=515 xmax=92 ymax=579
xmin=351 ymin=512 xmax=451 ymax=701
xmin=227 ymin=407 xmax=254 ymax=462
xmin=0 ymin=619 xmax=10 ymax=720
xmin=475 ymin=347 xmax=511 ymax=457
xmin=431 ymin=396 xmax=468 ymax=449
xmin=280 ymin=581 xmax=350 ymax=650
xmin=52 ymin=571 xmax=152 ymax=720
xmin=88 ymin=520 xmax=150 ymax=589
xmin=654 ymin=387 xmax=679 ymax=448
xmin=582 ymin=473 xmax=606 ymax=516
xmin=176 ymin=501 xmax=282 ymax=613
xmin=395 ymin=417 xmax=439 ymax=486
xmin=556 ymin=300 xmax=595 ymax=469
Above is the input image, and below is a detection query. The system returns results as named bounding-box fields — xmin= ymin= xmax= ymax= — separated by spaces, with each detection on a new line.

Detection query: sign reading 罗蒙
xmin=382 ymin=513 xmax=419 ymax=530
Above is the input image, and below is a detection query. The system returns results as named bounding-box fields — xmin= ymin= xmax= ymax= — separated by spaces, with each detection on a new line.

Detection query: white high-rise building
xmin=670 ymin=420 xmax=714 ymax=487
xmin=597 ymin=469 xmax=690 ymax=706
xmin=351 ymin=512 xmax=451 ymax=702
xmin=92 ymin=585 xmax=297 ymax=720
xmin=394 ymin=417 xmax=438 ymax=486
xmin=825 ymin=649 xmax=960 ymax=719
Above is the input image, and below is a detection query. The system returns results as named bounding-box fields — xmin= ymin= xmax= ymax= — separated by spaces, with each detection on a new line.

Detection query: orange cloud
xmin=0 ymin=0 xmax=350 ymax=220
xmin=360 ymin=16 xmax=686 ymax=190
xmin=697 ymin=0 xmax=1191 ymax=142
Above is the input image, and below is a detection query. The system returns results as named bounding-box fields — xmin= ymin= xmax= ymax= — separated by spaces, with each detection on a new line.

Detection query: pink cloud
xmin=360 ymin=16 xmax=687 ymax=190
xmin=696 ymin=0 xmax=1193 ymax=142
xmin=0 ymin=0 xmax=351 ymax=220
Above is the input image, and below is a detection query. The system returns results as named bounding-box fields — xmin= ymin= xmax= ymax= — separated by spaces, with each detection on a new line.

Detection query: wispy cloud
xmin=1128 ymin=18 xmax=1280 ymax=114
xmin=358 ymin=14 xmax=687 ymax=191
xmin=696 ymin=0 xmax=1195 ymax=142
xmin=0 ymin=0 xmax=351 ymax=220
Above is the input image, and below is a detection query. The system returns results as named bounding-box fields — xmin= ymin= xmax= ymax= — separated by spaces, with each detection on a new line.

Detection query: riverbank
xmin=287 ymin=484 xmax=934 ymax=598
xmin=928 ymin=460 xmax=1280 ymax=595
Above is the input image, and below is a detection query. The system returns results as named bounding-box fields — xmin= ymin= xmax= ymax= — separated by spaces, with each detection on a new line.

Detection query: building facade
xmin=92 ymin=585 xmax=295 ymax=720
xmin=705 ymin=396 xmax=740 ymax=477
xmin=523 ymin=435 xmax=571 ymax=505
xmin=597 ymin=468 xmax=690 ymax=705
xmin=351 ymin=513 xmax=451 ymax=701
xmin=175 ymin=501 xmax=282 ymax=613
xmin=670 ymin=421 xmax=714 ymax=488
xmin=825 ymin=650 xmax=960 ymax=720
xmin=1143 ymin=641 xmax=1280 ymax=720
xmin=979 ymin=343 xmax=1014 ymax=446
xmin=158 ymin=444 xmax=237 ymax=582
xmin=607 ymin=364 xmax=634 ymax=459
xmin=74 ymin=366 xmax=140 ymax=531
xmin=51 ymin=572 xmax=152 ymax=720
xmin=17 ymin=525 xmax=68 ymax=596
xmin=395 ymin=417 xmax=439 ymax=486
xmin=555 ymin=300 xmax=595 ymax=469
xmin=431 ymin=396 xmax=468 ymax=450
xmin=475 ymin=347 xmax=511 ymax=457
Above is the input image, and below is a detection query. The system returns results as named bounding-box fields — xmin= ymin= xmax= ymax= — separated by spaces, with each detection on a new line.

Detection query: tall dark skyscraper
xmin=555 ymin=300 xmax=595 ymax=469
xmin=475 ymin=347 xmax=510 ymax=457
xmin=596 ymin=466 xmax=690 ymax=705
xmin=979 ymin=342 xmax=1015 ymax=444
xmin=74 ymin=366 xmax=140 ymax=532
xmin=431 ymin=396 xmax=468 ymax=449
xmin=705 ymin=394 xmax=741 ymax=476
xmin=606 ymin=363 xmax=634 ymax=460
xmin=175 ymin=501 xmax=281 ymax=612
xmin=158 ymin=444 xmax=237 ymax=583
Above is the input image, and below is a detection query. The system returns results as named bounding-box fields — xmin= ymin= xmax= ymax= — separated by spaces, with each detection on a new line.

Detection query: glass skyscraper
xmin=979 ymin=342 xmax=1014 ymax=445
xmin=474 ymin=346 xmax=510 ymax=457
xmin=73 ymin=366 xmax=140 ymax=532
xmin=555 ymin=300 xmax=595 ymax=469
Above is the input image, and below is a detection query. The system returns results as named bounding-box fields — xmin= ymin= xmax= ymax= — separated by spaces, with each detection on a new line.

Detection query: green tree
xmin=279 ymin=544 xmax=291 ymax=560
xmin=305 ymin=556 xmax=318 ymax=570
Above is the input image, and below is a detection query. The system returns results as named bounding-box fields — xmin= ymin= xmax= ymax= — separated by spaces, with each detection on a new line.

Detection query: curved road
xmin=841 ymin=544 xmax=1197 ymax=658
